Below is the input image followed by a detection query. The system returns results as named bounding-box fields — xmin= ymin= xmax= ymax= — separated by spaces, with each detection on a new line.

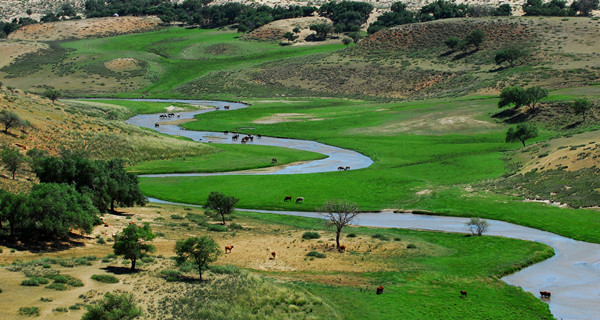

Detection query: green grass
xmin=140 ymin=93 xmax=600 ymax=243
xmin=91 ymin=274 xmax=119 ymax=284
xmin=129 ymin=143 xmax=326 ymax=174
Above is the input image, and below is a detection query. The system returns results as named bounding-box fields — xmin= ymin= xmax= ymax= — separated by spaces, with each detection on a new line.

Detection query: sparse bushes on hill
xmin=82 ymin=292 xmax=143 ymax=320
xmin=302 ymin=231 xmax=321 ymax=239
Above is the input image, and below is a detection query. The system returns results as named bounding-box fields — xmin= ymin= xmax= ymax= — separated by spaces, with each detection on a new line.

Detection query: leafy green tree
xmin=82 ymin=292 xmax=143 ymax=320
xmin=464 ymin=30 xmax=486 ymax=51
xmin=113 ymin=223 xmax=156 ymax=271
xmin=466 ymin=217 xmax=489 ymax=236
xmin=342 ymin=37 xmax=352 ymax=46
xmin=367 ymin=1 xmax=415 ymax=34
xmin=283 ymin=31 xmax=297 ymax=42
xmin=104 ymin=159 xmax=147 ymax=214
xmin=506 ymin=123 xmax=538 ymax=147
xmin=318 ymin=1 xmax=373 ymax=32
xmin=348 ymin=31 xmax=363 ymax=43
xmin=319 ymin=199 xmax=360 ymax=251
xmin=419 ymin=0 xmax=469 ymax=20
xmin=24 ymin=183 xmax=99 ymax=238
xmin=444 ymin=37 xmax=462 ymax=51
xmin=525 ymin=86 xmax=549 ymax=112
xmin=293 ymin=27 xmax=301 ymax=33
xmin=0 ymin=110 xmax=23 ymax=134
xmin=498 ymin=86 xmax=529 ymax=109
xmin=571 ymin=98 xmax=593 ymax=121
xmin=494 ymin=3 xmax=513 ymax=15
xmin=495 ymin=48 xmax=527 ymax=67
xmin=43 ymin=88 xmax=61 ymax=103
xmin=175 ymin=236 xmax=221 ymax=281
xmin=0 ymin=190 xmax=27 ymax=237
xmin=1 ymin=146 xmax=24 ymax=179
xmin=571 ymin=0 xmax=599 ymax=15
xmin=204 ymin=191 xmax=239 ymax=225
xmin=309 ymin=23 xmax=333 ymax=40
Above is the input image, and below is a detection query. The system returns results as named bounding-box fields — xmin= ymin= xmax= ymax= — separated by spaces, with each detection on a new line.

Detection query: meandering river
xmin=126 ymin=99 xmax=600 ymax=320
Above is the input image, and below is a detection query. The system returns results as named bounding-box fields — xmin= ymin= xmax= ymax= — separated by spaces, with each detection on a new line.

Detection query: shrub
xmin=394 ymin=237 xmax=401 ymax=241
xmin=68 ymin=278 xmax=84 ymax=287
xmin=371 ymin=233 xmax=389 ymax=241
xmin=97 ymin=237 xmax=106 ymax=244
xmin=21 ymin=279 xmax=42 ymax=286
xmin=53 ymin=307 xmax=68 ymax=312
xmin=46 ymin=283 xmax=68 ymax=291
xmin=302 ymin=231 xmax=321 ymax=239
xmin=45 ymin=274 xmax=69 ymax=283
xmin=306 ymin=251 xmax=326 ymax=258
xmin=207 ymin=224 xmax=228 ymax=232
xmin=209 ymin=265 xmax=242 ymax=275
xmin=407 ymin=243 xmax=418 ymax=249
xmin=142 ymin=256 xmax=154 ymax=263
xmin=69 ymin=303 xmax=84 ymax=310
xmin=171 ymin=214 xmax=184 ymax=220
xmin=229 ymin=222 xmax=243 ymax=230
xmin=18 ymin=307 xmax=39 ymax=316
xmin=82 ymin=292 xmax=142 ymax=320
xmin=40 ymin=297 xmax=53 ymax=302
xmin=91 ymin=274 xmax=119 ymax=283
xmin=160 ymin=269 xmax=182 ymax=282
xmin=42 ymin=263 xmax=52 ymax=268
xmin=347 ymin=233 xmax=357 ymax=238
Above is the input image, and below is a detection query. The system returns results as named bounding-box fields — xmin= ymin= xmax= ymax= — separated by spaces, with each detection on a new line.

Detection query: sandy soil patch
xmin=0 ymin=41 xmax=48 ymax=68
xmin=253 ymin=113 xmax=319 ymax=124
xmin=104 ymin=58 xmax=142 ymax=72
xmin=7 ymin=16 xmax=161 ymax=41
xmin=353 ymin=112 xmax=497 ymax=135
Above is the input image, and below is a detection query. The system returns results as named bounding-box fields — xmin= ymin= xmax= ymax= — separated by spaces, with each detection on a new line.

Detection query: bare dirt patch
xmin=7 ymin=16 xmax=161 ymax=41
xmin=104 ymin=58 xmax=142 ymax=72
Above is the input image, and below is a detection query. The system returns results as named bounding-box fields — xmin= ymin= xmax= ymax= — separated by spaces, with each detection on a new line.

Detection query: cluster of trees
xmin=498 ymin=86 xmax=549 ymax=112
xmin=318 ymin=1 xmax=374 ymax=32
xmin=523 ymin=0 xmax=598 ymax=16
xmin=444 ymin=30 xmax=486 ymax=52
xmin=368 ymin=0 xmax=510 ymax=34
xmin=495 ymin=48 xmax=528 ymax=68
xmin=0 ymin=18 xmax=37 ymax=38
xmin=31 ymin=151 xmax=147 ymax=214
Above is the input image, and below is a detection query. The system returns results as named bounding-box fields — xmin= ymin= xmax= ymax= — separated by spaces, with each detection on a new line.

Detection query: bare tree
xmin=320 ymin=199 xmax=360 ymax=252
xmin=466 ymin=217 xmax=489 ymax=236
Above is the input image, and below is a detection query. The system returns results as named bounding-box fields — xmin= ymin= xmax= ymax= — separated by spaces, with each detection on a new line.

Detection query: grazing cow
xmin=258 ymin=134 xmax=262 ymax=138
xmin=224 ymin=130 xmax=229 ymax=134
xmin=241 ymin=138 xmax=247 ymax=144
xmin=540 ymin=291 xmax=551 ymax=298
xmin=296 ymin=197 xmax=304 ymax=204
xmin=232 ymin=134 xmax=239 ymax=141
xmin=345 ymin=166 xmax=350 ymax=170
xmin=225 ymin=245 xmax=234 ymax=253
xmin=224 ymin=106 xmax=230 ymax=110
xmin=272 ymin=158 xmax=278 ymax=164
xmin=284 ymin=196 xmax=292 ymax=202
xmin=339 ymin=245 xmax=346 ymax=253
xmin=460 ymin=290 xmax=468 ymax=298
xmin=271 ymin=251 xmax=276 ymax=259
xmin=155 ymin=123 xmax=159 ymax=128
xmin=338 ymin=166 xmax=345 ymax=171
xmin=376 ymin=286 xmax=384 ymax=295
xmin=177 ymin=114 xmax=180 ymax=118
xmin=104 ymin=223 xmax=109 ymax=227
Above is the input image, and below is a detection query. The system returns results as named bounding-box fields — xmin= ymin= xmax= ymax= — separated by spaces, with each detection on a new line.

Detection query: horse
xmin=540 ymin=291 xmax=551 ymax=298
xmin=284 ymin=196 xmax=292 ymax=202
xmin=345 ymin=166 xmax=350 ymax=170
xmin=225 ymin=246 xmax=234 ymax=253
xmin=271 ymin=251 xmax=276 ymax=259
xmin=155 ymin=123 xmax=159 ymax=128
xmin=296 ymin=197 xmax=304 ymax=204
xmin=339 ymin=245 xmax=346 ymax=253
xmin=338 ymin=166 xmax=345 ymax=170
xmin=460 ymin=291 xmax=468 ymax=298
xmin=376 ymin=286 xmax=384 ymax=295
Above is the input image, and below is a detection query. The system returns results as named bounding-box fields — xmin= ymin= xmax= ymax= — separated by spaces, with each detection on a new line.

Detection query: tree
xmin=104 ymin=159 xmax=147 ymax=214
xmin=466 ymin=217 xmax=489 ymax=236
xmin=444 ymin=37 xmax=462 ymax=51
xmin=204 ymin=191 xmax=239 ymax=225
xmin=348 ymin=31 xmax=363 ymax=43
xmin=525 ymin=86 xmax=548 ymax=112
xmin=293 ymin=27 xmax=301 ymax=33
xmin=309 ymin=23 xmax=333 ymax=40
xmin=506 ymin=123 xmax=538 ymax=147
xmin=1 ymin=146 xmax=24 ymax=179
xmin=113 ymin=223 xmax=156 ymax=271
xmin=342 ymin=37 xmax=352 ymax=46
xmin=43 ymin=88 xmax=61 ymax=103
xmin=0 ymin=190 xmax=27 ymax=237
xmin=319 ymin=199 xmax=360 ymax=252
xmin=82 ymin=292 xmax=143 ymax=320
xmin=0 ymin=110 xmax=23 ymax=134
xmin=495 ymin=48 xmax=527 ymax=67
xmin=464 ymin=30 xmax=486 ymax=51
xmin=571 ymin=0 xmax=599 ymax=16
xmin=175 ymin=236 xmax=221 ymax=281
xmin=498 ymin=86 xmax=529 ymax=109
xmin=24 ymin=183 xmax=99 ymax=238
xmin=571 ymin=98 xmax=593 ymax=121
xmin=283 ymin=31 xmax=297 ymax=42
xmin=494 ymin=3 xmax=513 ymax=16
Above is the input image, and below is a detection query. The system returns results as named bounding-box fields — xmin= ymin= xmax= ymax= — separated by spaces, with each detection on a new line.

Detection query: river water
xmin=125 ymin=99 xmax=600 ymax=320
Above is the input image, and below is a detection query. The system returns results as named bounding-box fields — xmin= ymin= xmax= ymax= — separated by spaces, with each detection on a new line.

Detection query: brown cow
xmin=272 ymin=158 xmax=278 ymax=164
xmin=224 ymin=106 xmax=230 ymax=110
xmin=540 ymin=291 xmax=551 ymax=298
xmin=338 ymin=166 xmax=345 ymax=171
xmin=339 ymin=245 xmax=346 ymax=253
xmin=284 ymin=196 xmax=292 ymax=202
xmin=296 ymin=197 xmax=304 ymax=204
xmin=376 ymin=286 xmax=384 ymax=295
xmin=460 ymin=290 xmax=468 ymax=298
xmin=225 ymin=245 xmax=234 ymax=253
xmin=271 ymin=251 xmax=276 ymax=259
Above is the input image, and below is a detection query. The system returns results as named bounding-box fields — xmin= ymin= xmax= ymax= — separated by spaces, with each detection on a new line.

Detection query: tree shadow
xmin=101 ymin=266 xmax=142 ymax=275
xmin=0 ymin=233 xmax=87 ymax=253
xmin=563 ymin=121 xmax=583 ymax=130
xmin=489 ymin=66 xmax=507 ymax=73
xmin=452 ymin=49 xmax=477 ymax=61
xmin=491 ymin=108 xmax=531 ymax=124
xmin=440 ymin=50 xmax=454 ymax=57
